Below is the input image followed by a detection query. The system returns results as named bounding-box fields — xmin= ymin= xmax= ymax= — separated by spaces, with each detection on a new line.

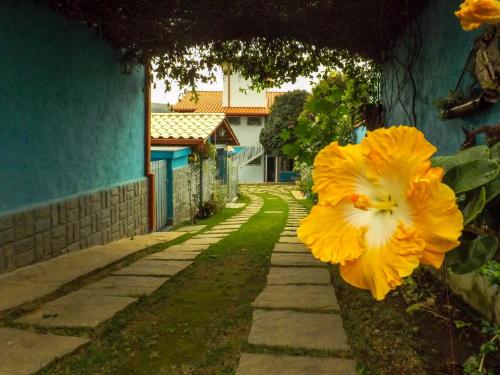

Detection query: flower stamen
xmin=350 ymin=193 xmax=398 ymax=214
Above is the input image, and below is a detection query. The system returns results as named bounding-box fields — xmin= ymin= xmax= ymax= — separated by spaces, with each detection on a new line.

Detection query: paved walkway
xmin=0 ymin=196 xmax=263 ymax=375
xmin=0 ymin=188 xmax=356 ymax=374
xmin=236 ymin=190 xmax=356 ymax=375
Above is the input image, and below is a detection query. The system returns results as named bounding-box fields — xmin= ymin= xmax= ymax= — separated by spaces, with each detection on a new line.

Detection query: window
xmin=227 ymin=116 xmax=241 ymax=125
xmin=247 ymin=116 xmax=262 ymax=126
xmin=248 ymin=156 xmax=262 ymax=165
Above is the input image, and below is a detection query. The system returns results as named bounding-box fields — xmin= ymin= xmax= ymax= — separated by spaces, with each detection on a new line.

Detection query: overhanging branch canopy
xmin=47 ymin=0 xmax=428 ymax=88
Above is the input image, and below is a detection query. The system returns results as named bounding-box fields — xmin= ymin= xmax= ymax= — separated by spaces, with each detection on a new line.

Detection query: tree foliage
xmin=283 ymin=64 xmax=379 ymax=165
xmin=259 ymin=90 xmax=309 ymax=155
xmin=434 ymin=143 xmax=500 ymax=284
xmin=47 ymin=0 xmax=427 ymax=91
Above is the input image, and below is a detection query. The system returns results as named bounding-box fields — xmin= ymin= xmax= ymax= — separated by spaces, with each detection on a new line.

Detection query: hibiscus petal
xmin=455 ymin=0 xmax=500 ymax=31
xmin=339 ymin=225 xmax=425 ymax=300
xmin=361 ymin=126 xmax=437 ymax=197
xmin=312 ymin=142 xmax=367 ymax=206
xmin=298 ymin=203 xmax=367 ymax=264
xmin=409 ymin=180 xmax=463 ymax=268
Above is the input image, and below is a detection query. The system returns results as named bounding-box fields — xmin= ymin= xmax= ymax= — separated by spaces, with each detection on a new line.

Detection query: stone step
xmin=145 ymin=250 xmax=201 ymax=260
xmin=0 ymin=234 xmax=169 ymax=312
xmin=267 ymin=267 xmax=331 ymax=285
xmin=16 ymin=290 xmax=137 ymax=328
xmin=273 ymin=243 xmax=309 ymax=253
xmin=183 ymin=237 xmax=221 ymax=245
xmin=252 ymin=285 xmax=339 ymax=311
xmin=248 ymin=309 xmax=350 ymax=351
xmin=0 ymin=327 xmax=89 ymax=375
xmin=236 ymin=353 xmax=356 ymax=375
xmin=112 ymin=259 xmax=192 ymax=277
xmin=278 ymin=237 xmax=302 ymax=244
xmin=79 ymin=275 xmax=168 ymax=297
xmin=172 ymin=225 xmax=206 ymax=233
xmin=271 ymin=253 xmax=325 ymax=267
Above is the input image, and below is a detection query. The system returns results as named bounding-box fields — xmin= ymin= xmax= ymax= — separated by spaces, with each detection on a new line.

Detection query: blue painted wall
xmin=383 ymin=0 xmax=500 ymax=155
xmin=0 ymin=0 xmax=145 ymax=214
xmin=354 ymin=126 xmax=367 ymax=144
xmin=151 ymin=147 xmax=191 ymax=219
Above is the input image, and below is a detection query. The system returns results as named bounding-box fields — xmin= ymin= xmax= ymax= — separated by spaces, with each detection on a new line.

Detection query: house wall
xmin=383 ymin=0 xmax=500 ymax=155
xmin=239 ymin=157 xmax=265 ymax=183
xmin=230 ymin=116 xmax=265 ymax=146
xmin=383 ymin=0 xmax=500 ymax=321
xmin=230 ymin=116 xmax=265 ymax=183
xmin=0 ymin=0 xmax=147 ymax=273
xmin=222 ymin=73 xmax=267 ymax=107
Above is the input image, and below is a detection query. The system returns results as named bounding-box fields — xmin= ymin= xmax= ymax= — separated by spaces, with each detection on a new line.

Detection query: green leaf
xmin=282 ymin=143 xmax=300 ymax=158
xmin=484 ymin=176 xmax=500 ymax=203
xmin=432 ymin=145 xmax=490 ymax=172
xmin=462 ymin=187 xmax=486 ymax=225
xmin=443 ymin=159 xmax=499 ymax=193
xmin=490 ymin=142 xmax=500 ymax=161
xmin=279 ymin=129 xmax=291 ymax=141
xmin=446 ymin=235 xmax=498 ymax=274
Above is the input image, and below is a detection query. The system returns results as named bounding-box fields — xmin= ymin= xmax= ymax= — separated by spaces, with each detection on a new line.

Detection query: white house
xmin=173 ymin=71 xmax=285 ymax=183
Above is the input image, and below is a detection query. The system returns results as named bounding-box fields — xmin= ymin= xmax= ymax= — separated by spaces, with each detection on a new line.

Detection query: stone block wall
xmin=0 ymin=179 xmax=148 ymax=274
xmin=201 ymin=159 xmax=215 ymax=202
xmin=448 ymin=272 xmax=500 ymax=323
xmin=171 ymin=167 xmax=194 ymax=225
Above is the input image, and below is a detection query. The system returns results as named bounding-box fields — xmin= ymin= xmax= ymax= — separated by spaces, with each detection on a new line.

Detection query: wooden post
xmin=144 ymin=60 xmax=155 ymax=232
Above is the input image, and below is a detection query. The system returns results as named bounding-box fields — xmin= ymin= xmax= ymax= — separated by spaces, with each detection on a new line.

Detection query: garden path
xmin=236 ymin=187 xmax=356 ymax=375
xmin=0 ymin=186 xmax=356 ymax=374
xmin=0 ymin=194 xmax=263 ymax=375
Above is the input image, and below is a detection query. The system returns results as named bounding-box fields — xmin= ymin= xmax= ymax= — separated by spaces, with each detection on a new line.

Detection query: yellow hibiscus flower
xmin=297 ymin=126 xmax=463 ymax=300
xmin=455 ymin=0 xmax=500 ymax=31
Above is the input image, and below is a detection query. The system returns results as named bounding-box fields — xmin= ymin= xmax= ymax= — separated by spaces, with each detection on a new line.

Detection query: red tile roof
xmin=173 ymin=91 xmax=282 ymax=116
xmin=151 ymin=113 xmax=239 ymax=146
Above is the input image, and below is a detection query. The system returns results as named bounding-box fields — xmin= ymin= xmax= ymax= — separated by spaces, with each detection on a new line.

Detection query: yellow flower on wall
xmin=455 ymin=0 xmax=500 ymax=31
xmin=297 ymin=126 xmax=463 ymax=300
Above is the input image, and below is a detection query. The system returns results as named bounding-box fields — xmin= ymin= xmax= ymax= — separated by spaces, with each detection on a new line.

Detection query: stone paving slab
xmin=252 ymin=285 xmax=339 ymax=311
xmin=271 ymin=253 xmax=325 ymax=267
xmin=145 ymin=250 xmax=201 ymax=260
xmin=192 ymin=233 xmax=227 ymax=239
xmin=184 ymin=237 xmax=221 ymax=245
xmin=148 ymin=232 xmax=186 ymax=242
xmin=0 ymin=235 xmax=164 ymax=312
xmin=267 ymin=267 xmax=331 ymax=285
xmin=236 ymin=353 xmax=356 ymax=375
xmin=273 ymin=243 xmax=309 ymax=253
xmin=113 ymin=259 xmax=193 ymax=277
xmin=280 ymin=231 xmax=298 ymax=237
xmin=248 ymin=309 xmax=350 ymax=351
xmin=264 ymin=211 xmax=283 ymax=214
xmin=278 ymin=236 xmax=302 ymax=244
xmin=204 ymin=229 xmax=237 ymax=234
xmin=17 ymin=290 xmax=137 ymax=328
xmin=291 ymin=190 xmax=306 ymax=200
xmin=81 ymin=275 xmax=168 ymax=297
xmin=226 ymin=203 xmax=246 ymax=208
xmin=0 ymin=327 xmax=90 ymax=375
xmin=211 ymin=224 xmax=242 ymax=230
xmin=284 ymin=226 xmax=299 ymax=231
xmin=166 ymin=244 xmax=209 ymax=252
xmin=174 ymin=225 xmax=207 ymax=232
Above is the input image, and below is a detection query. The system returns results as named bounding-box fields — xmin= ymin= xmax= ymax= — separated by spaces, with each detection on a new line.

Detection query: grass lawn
xmin=39 ymin=193 xmax=287 ymax=375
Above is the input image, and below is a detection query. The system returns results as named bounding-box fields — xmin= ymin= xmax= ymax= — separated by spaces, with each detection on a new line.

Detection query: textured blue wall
xmin=383 ymin=0 xmax=500 ymax=155
xmin=0 ymin=0 xmax=145 ymax=214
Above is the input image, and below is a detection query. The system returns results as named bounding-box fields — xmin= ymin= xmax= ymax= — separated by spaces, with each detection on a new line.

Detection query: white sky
xmin=151 ymin=67 xmax=318 ymax=105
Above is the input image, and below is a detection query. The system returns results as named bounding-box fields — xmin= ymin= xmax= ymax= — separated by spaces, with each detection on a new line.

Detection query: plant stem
xmin=478 ymin=335 xmax=497 ymax=373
